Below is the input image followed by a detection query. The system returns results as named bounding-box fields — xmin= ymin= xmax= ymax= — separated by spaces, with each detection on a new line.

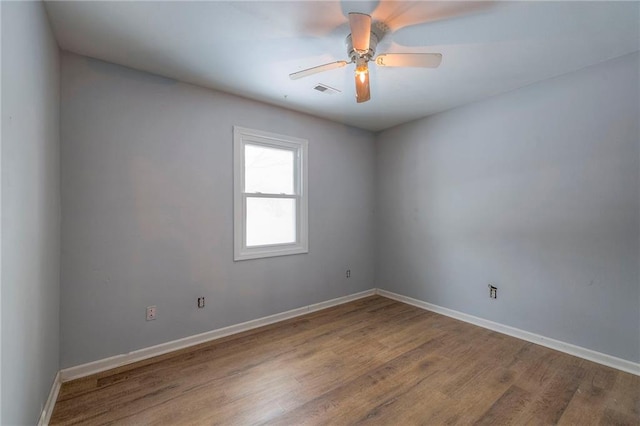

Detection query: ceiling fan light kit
xmin=289 ymin=12 xmax=442 ymax=104
xmin=348 ymin=31 xmax=378 ymax=103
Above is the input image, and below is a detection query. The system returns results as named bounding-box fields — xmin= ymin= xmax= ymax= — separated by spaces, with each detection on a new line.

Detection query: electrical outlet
xmin=197 ymin=297 xmax=205 ymax=308
xmin=488 ymin=285 xmax=497 ymax=299
xmin=146 ymin=305 xmax=157 ymax=321
xmin=346 ymin=269 xmax=351 ymax=278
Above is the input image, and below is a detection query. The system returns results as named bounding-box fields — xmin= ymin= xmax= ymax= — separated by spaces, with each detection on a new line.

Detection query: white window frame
xmin=233 ymin=126 xmax=308 ymax=261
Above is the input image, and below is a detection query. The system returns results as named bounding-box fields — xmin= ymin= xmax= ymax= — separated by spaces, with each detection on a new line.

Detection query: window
xmin=233 ymin=126 xmax=308 ymax=261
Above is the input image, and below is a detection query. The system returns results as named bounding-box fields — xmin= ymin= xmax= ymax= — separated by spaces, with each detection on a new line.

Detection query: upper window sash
xmin=241 ymin=139 xmax=300 ymax=197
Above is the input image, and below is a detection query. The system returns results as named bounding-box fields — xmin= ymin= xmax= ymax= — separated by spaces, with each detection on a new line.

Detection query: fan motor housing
xmin=346 ymin=32 xmax=378 ymax=62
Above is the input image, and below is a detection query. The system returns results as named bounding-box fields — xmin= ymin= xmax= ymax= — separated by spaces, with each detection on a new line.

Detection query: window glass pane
xmin=246 ymin=197 xmax=296 ymax=246
xmin=245 ymin=144 xmax=294 ymax=194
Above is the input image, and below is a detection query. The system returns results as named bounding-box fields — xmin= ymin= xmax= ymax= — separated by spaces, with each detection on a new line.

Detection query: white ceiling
xmin=45 ymin=1 xmax=639 ymax=131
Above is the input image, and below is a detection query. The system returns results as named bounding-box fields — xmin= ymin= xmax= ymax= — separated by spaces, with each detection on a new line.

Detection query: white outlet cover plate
xmin=146 ymin=306 xmax=156 ymax=321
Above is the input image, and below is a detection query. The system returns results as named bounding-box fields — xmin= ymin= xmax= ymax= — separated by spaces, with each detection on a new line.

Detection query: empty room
xmin=2 ymin=0 xmax=639 ymax=425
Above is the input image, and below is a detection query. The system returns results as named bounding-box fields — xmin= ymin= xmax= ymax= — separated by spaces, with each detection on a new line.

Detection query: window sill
xmin=234 ymin=245 xmax=309 ymax=261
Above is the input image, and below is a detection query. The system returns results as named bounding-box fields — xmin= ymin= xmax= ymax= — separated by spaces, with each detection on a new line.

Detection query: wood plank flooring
xmin=50 ymin=296 xmax=639 ymax=425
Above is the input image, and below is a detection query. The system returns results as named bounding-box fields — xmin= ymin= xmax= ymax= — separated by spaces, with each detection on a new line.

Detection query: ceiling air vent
xmin=313 ymin=84 xmax=341 ymax=95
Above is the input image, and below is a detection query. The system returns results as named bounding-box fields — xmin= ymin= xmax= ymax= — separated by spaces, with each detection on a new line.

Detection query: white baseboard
xmin=37 ymin=371 xmax=61 ymax=426
xmin=60 ymin=289 xmax=376 ymax=382
xmin=58 ymin=287 xmax=638 ymax=384
xmin=375 ymin=289 xmax=640 ymax=376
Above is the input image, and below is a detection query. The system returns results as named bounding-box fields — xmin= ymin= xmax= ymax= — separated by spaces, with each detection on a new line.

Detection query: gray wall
xmin=60 ymin=53 xmax=376 ymax=368
xmin=376 ymin=53 xmax=640 ymax=363
xmin=1 ymin=2 xmax=61 ymax=424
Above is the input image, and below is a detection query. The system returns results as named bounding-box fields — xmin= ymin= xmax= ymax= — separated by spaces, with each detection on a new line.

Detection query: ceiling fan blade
xmin=354 ymin=72 xmax=371 ymax=103
xmin=348 ymin=12 xmax=371 ymax=51
xmin=355 ymin=78 xmax=370 ymax=103
xmin=375 ymin=53 xmax=442 ymax=68
xmin=372 ymin=1 xmax=494 ymax=33
xmin=289 ymin=61 xmax=348 ymax=80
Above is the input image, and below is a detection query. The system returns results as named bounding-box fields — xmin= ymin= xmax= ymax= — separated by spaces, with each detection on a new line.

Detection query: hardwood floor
xmin=50 ymin=296 xmax=639 ymax=425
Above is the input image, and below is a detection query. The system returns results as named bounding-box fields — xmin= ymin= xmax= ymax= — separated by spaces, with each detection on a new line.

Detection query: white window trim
xmin=233 ymin=126 xmax=309 ymax=261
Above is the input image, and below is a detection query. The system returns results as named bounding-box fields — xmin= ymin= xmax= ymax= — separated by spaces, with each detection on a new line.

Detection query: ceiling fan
xmin=289 ymin=12 xmax=442 ymax=103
